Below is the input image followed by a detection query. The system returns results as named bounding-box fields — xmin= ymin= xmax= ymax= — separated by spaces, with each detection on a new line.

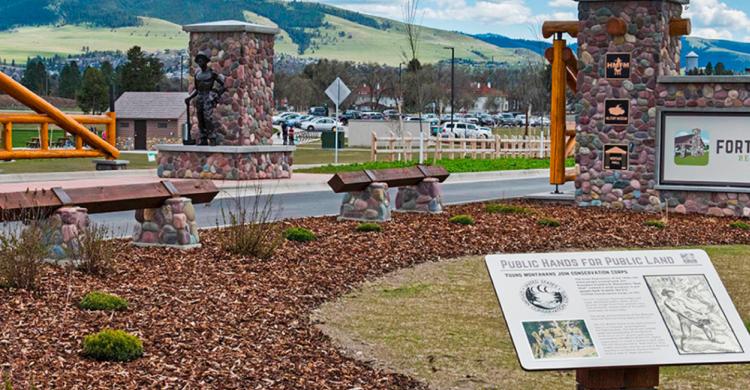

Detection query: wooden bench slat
xmin=328 ymin=166 xmax=449 ymax=193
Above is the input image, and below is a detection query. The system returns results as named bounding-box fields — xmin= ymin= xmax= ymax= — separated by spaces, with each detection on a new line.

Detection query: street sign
xmin=325 ymin=77 xmax=351 ymax=106
xmin=485 ymin=249 xmax=750 ymax=371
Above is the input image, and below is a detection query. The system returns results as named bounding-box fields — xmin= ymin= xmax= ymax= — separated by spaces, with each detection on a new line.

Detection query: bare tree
xmin=401 ymin=0 xmax=426 ymax=162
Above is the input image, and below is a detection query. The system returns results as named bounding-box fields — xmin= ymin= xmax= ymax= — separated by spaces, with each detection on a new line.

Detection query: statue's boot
xmin=199 ymin=137 xmax=209 ymax=146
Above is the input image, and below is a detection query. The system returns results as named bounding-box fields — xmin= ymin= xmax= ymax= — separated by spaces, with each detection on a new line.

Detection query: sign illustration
xmin=604 ymin=144 xmax=629 ymax=170
xmin=606 ymin=53 xmax=631 ymax=79
xmin=523 ymin=320 xmax=598 ymax=360
xmin=604 ymin=99 xmax=630 ymax=125
xmin=673 ymin=128 xmax=710 ymax=166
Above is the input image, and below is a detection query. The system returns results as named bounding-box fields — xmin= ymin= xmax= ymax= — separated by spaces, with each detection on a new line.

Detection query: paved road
xmin=90 ymin=177 xmax=573 ymax=235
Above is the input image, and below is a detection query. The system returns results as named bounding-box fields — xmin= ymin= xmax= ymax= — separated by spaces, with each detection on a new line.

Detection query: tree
xmin=21 ymin=58 xmax=47 ymax=95
xmin=704 ymin=62 xmax=713 ymax=76
xmin=715 ymin=62 xmax=732 ymax=75
xmin=118 ymin=46 xmax=164 ymax=92
xmin=58 ymin=61 xmax=81 ymax=99
xmin=78 ymin=67 xmax=108 ymax=114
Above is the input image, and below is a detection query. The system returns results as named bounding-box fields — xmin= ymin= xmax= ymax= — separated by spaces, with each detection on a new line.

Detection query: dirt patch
xmin=1 ymin=201 xmax=750 ymax=388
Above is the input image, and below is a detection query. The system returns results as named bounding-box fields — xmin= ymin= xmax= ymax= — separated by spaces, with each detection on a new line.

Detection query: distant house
xmin=674 ymin=128 xmax=706 ymax=158
xmin=114 ymin=92 xmax=188 ymax=150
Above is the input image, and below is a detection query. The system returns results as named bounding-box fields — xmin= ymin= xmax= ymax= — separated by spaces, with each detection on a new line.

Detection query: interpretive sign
xmin=604 ymin=99 xmax=630 ymax=125
xmin=658 ymin=109 xmax=750 ymax=191
xmin=605 ymin=53 xmax=631 ymax=80
xmin=485 ymin=249 xmax=750 ymax=371
xmin=604 ymin=144 xmax=629 ymax=170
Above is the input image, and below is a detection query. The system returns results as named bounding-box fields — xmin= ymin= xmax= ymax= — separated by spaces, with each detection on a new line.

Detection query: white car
xmin=470 ymin=126 xmax=494 ymax=139
xmin=300 ymin=117 xmax=340 ymax=132
xmin=440 ymin=122 xmax=478 ymax=138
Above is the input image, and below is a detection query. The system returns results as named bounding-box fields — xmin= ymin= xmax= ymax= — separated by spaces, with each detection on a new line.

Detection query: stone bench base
xmin=395 ymin=178 xmax=444 ymax=213
xmin=133 ymin=197 xmax=200 ymax=249
xmin=44 ymin=206 xmax=90 ymax=259
xmin=155 ymin=145 xmax=295 ymax=180
xmin=339 ymin=182 xmax=391 ymax=222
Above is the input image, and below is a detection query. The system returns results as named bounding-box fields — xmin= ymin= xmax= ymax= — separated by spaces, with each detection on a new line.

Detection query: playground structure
xmin=0 ymin=71 xmax=119 ymax=161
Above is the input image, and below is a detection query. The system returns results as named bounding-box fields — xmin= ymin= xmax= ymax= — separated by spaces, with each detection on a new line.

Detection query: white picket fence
xmin=370 ymin=131 xmax=552 ymax=161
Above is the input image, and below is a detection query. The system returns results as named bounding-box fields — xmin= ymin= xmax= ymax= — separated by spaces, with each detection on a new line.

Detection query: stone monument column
xmin=155 ymin=20 xmax=294 ymax=180
xmin=575 ymin=0 xmax=686 ymax=211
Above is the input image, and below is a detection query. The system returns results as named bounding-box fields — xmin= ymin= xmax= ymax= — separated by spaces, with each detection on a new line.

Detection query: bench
xmin=26 ymin=137 xmax=40 ymax=148
xmin=0 ymin=179 xmax=219 ymax=256
xmin=328 ymin=165 xmax=449 ymax=221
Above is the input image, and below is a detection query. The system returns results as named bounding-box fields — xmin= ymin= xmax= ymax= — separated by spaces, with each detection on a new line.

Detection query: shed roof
xmin=114 ymin=92 xmax=188 ymax=120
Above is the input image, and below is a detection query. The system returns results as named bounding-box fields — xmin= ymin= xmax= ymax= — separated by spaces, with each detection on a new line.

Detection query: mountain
xmin=0 ymin=0 xmax=538 ymax=66
xmin=681 ymin=37 xmax=750 ymax=72
xmin=472 ymin=33 xmax=551 ymax=56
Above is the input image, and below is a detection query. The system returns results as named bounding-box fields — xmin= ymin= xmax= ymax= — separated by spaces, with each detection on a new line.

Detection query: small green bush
xmin=537 ymin=218 xmax=561 ymax=228
xmin=355 ymin=223 xmax=382 ymax=233
xmin=82 ymin=329 xmax=143 ymax=362
xmin=484 ymin=203 xmax=531 ymax=215
xmin=79 ymin=291 xmax=128 ymax=311
xmin=449 ymin=215 xmax=475 ymax=225
xmin=729 ymin=221 xmax=750 ymax=231
xmin=644 ymin=220 xmax=666 ymax=229
xmin=283 ymin=227 xmax=316 ymax=242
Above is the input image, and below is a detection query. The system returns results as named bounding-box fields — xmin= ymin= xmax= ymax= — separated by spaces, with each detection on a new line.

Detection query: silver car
xmin=300 ymin=117 xmax=340 ymax=132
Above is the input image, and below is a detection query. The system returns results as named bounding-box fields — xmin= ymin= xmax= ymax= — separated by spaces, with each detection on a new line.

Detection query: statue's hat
xmin=194 ymin=51 xmax=211 ymax=62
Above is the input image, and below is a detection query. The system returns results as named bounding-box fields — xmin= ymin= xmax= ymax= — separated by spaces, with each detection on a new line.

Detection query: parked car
xmin=361 ymin=112 xmax=385 ymax=120
xmin=440 ymin=122 xmax=479 ymax=138
xmin=300 ymin=117 xmax=339 ymax=132
xmin=497 ymin=113 xmax=516 ymax=126
xmin=290 ymin=115 xmax=314 ymax=128
xmin=471 ymin=126 xmax=494 ymax=139
xmin=383 ymin=109 xmax=399 ymax=119
xmin=272 ymin=112 xmax=296 ymax=125
xmin=280 ymin=113 xmax=302 ymax=126
xmin=309 ymin=106 xmax=329 ymax=117
xmin=478 ymin=114 xmax=496 ymax=127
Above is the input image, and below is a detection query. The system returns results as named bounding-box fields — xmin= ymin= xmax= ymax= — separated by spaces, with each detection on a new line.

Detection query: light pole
xmin=444 ymin=47 xmax=455 ymax=128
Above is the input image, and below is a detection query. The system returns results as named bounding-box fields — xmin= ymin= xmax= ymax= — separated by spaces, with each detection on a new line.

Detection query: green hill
xmin=0 ymin=0 xmax=537 ymax=66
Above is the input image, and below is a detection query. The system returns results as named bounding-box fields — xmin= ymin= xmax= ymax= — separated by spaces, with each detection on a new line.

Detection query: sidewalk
xmin=0 ymin=168 xmax=550 ymax=198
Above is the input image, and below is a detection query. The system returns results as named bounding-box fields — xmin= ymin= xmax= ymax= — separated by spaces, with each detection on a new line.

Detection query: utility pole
xmin=444 ymin=47 xmax=455 ymax=128
xmin=180 ymin=54 xmax=184 ymax=92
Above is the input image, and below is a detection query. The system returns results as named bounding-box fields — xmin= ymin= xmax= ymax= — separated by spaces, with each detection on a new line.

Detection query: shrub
xmin=73 ymin=224 xmax=117 ymax=276
xmin=79 ymin=291 xmax=128 ymax=311
xmin=729 ymin=221 xmax=750 ymax=231
xmin=283 ymin=227 xmax=317 ymax=242
xmin=537 ymin=218 xmax=561 ymax=228
xmin=82 ymin=329 xmax=143 ymax=362
xmin=449 ymin=215 xmax=475 ymax=225
xmin=644 ymin=220 xmax=666 ymax=229
xmin=355 ymin=223 xmax=382 ymax=233
xmin=220 ymin=183 xmax=283 ymax=260
xmin=0 ymin=222 xmax=48 ymax=290
xmin=485 ymin=203 xmax=531 ymax=215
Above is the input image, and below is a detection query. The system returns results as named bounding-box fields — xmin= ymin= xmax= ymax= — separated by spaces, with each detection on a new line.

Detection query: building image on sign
xmin=522 ymin=320 xmax=597 ymax=360
xmin=644 ymin=275 xmax=742 ymax=355
xmin=674 ymin=128 xmax=710 ymax=166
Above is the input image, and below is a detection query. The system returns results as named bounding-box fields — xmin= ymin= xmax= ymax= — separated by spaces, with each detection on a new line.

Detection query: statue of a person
xmin=185 ymin=51 xmax=225 ymax=146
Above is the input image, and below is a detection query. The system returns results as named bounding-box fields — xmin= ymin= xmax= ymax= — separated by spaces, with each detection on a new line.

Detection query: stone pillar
xmin=183 ymin=20 xmax=279 ymax=146
xmin=339 ymin=182 xmax=391 ymax=222
xmin=45 ymin=206 xmax=89 ymax=259
xmin=395 ymin=178 xmax=444 ymax=213
xmin=133 ymin=197 xmax=200 ymax=249
xmin=575 ymin=0 xmax=685 ymax=211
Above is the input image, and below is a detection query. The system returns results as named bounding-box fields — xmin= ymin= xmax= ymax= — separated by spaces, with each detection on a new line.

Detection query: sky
xmin=319 ymin=0 xmax=750 ymax=42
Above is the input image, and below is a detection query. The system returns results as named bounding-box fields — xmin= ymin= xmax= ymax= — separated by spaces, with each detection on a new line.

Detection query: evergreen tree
xmin=21 ymin=58 xmax=47 ymax=95
xmin=715 ymin=62 xmax=731 ymax=75
xmin=58 ymin=61 xmax=81 ymax=99
xmin=77 ymin=67 xmax=108 ymax=114
xmin=704 ymin=62 xmax=713 ymax=75
xmin=118 ymin=46 xmax=164 ymax=92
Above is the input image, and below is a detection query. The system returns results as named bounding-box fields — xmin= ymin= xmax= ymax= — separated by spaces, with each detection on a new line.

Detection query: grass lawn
xmin=315 ymin=246 xmax=750 ymax=390
xmin=675 ymin=154 xmax=709 ymax=166
xmin=0 ymin=152 xmax=154 ymax=174
xmin=297 ymin=157 xmax=575 ymax=174
xmin=293 ymin=143 xmax=372 ymax=165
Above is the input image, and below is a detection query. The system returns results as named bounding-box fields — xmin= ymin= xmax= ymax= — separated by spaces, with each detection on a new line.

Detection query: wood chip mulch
xmin=2 ymin=200 xmax=750 ymax=389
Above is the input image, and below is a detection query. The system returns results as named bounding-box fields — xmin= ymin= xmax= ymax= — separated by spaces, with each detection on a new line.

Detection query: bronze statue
xmin=185 ymin=51 xmax=225 ymax=146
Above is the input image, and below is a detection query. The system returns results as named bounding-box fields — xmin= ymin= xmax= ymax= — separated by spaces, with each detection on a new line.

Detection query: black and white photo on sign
xmin=645 ymin=274 xmax=743 ymax=355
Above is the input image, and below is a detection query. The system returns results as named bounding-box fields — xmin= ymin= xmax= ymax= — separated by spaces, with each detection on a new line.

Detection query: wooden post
xmin=389 ymin=132 xmax=396 ymax=162
xmin=40 ymin=123 xmax=49 ymax=151
xmin=576 ymin=366 xmax=659 ymax=390
xmin=371 ymin=131 xmax=377 ymax=161
xmin=106 ymin=111 xmax=117 ymax=148
xmin=471 ymin=140 xmax=477 ymax=159
xmin=549 ymin=35 xmax=567 ymax=185
xmin=3 ymin=122 xmax=11 ymax=151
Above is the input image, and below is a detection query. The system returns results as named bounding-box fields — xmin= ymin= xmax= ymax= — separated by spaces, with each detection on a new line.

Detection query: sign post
xmin=325 ymin=77 xmax=351 ymax=164
xmin=485 ymin=249 xmax=750 ymax=388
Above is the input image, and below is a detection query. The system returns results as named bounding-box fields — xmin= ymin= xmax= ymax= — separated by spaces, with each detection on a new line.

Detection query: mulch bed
xmin=2 ymin=200 xmax=750 ymax=388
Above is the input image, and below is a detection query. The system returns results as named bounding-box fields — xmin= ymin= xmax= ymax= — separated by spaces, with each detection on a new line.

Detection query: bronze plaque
xmin=604 ymin=99 xmax=630 ymax=125
xmin=604 ymin=144 xmax=629 ymax=170
xmin=605 ymin=53 xmax=631 ymax=79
